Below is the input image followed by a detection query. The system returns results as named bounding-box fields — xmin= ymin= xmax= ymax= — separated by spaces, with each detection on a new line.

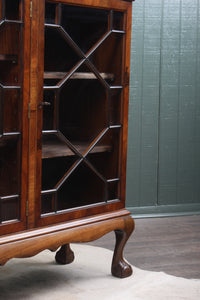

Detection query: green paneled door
xmin=126 ymin=0 xmax=200 ymax=216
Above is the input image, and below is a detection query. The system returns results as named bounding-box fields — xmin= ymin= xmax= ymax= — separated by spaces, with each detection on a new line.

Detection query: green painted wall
xmin=126 ymin=0 xmax=200 ymax=216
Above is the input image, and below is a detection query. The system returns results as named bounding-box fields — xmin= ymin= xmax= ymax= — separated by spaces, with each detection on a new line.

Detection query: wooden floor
xmin=89 ymin=215 xmax=200 ymax=279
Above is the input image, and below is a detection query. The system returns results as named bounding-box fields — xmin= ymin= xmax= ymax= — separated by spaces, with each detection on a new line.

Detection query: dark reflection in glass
xmin=57 ymin=162 xmax=106 ymax=210
xmin=1 ymin=197 xmax=19 ymax=222
xmin=45 ymin=2 xmax=56 ymax=24
xmin=44 ymin=27 xmax=80 ymax=73
xmin=5 ymin=0 xmax=21 ymax=20
xmin=109 ymin=89 xmax=122 ymax=126
xmin=113 ymin=11 xmax=124 ymax=30
xmin=3 ymin=90 xmax=20 ymax=132
xmin=41 ymin=193 xmax=55 ymax=215
xmin=61 ymin=5 xmax=108 ymax=53
xmin=42 ymin=154 xmax=78 ymax=190
xmin=108 ymin=180 xmax=119 ymax=201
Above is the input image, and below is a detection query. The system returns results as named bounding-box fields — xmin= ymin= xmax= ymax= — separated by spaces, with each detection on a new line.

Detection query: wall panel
xmin=126 ymin=0 xmax=200 ymax=216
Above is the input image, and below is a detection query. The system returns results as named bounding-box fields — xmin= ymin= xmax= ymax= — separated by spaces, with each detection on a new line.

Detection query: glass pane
xmin=5 ymin=0 xmax=21 ymax=20
xmin=41 ymin=193 xmax=55 ymax=215
xmin=0 ymin=87 xmax=3 ymax=136
xmin=0 ymin=197 xmax=19 ymax=222
xmin=57 ymin=162 xmax=106 ymax=211
xmin=0 ymin=23 xmax=21 ymax=86
xmin=107 ymin=181 xmax=119 ymax=201
xmin=113 ymin=11 xmax=124 ymax=31
xmin=44 ymin=26 xmax=80 ymax=73
xmin=87 ymin=128 xmax=120 ymax=179
xmin=42 ymin=154 xmax=78 ymax=191
xmin=45 ymin=2 xmax=56 ymax=24
xmin=60 ymin=5 xmax=108 ymax=53
xmin=3 ymin=90 xmax=20 ymax=132
xmin=58 ymin=66 xmax=108 ymax=153
xmin=89 ymin=32 xmax=123 ymax=86
xmin=42 ymin=90 xmax=55 ymax=130
xmin=0 ymin=139 xmax=20 ymax=196
xmin=42 ymin=134 xmax=81 ymax=159
xmin=109 ymin=89 xmax=122 ymax=126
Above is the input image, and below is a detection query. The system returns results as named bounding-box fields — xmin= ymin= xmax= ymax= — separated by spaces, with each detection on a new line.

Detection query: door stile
xmin=28 ymin=0 xmax=45 ymax=229
xmin=20 ymin=0 xmax=32 ymax=230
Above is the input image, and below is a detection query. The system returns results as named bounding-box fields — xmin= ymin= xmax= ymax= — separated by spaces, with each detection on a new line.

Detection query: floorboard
xmin=88 ymin=215 xmax=200 ymax=279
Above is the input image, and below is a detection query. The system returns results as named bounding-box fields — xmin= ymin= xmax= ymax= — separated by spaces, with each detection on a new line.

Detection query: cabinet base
xmin=0 ymin=210 xmax=134 ymax=278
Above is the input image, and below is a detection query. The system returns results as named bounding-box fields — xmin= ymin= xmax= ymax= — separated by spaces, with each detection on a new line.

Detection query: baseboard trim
xmin=127 ymin=203 xmax=200 ymax=219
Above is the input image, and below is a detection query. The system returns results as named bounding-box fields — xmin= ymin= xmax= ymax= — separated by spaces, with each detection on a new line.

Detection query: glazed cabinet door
xmin=35 ymin=0 xmax=132 ymax=227
xmin=0 ymin=0 xmax=29 ymax=235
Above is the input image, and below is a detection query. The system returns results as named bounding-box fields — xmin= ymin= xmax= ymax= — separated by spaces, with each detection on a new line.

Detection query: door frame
xmin=29 ymin=0 xmax=132 ymax=228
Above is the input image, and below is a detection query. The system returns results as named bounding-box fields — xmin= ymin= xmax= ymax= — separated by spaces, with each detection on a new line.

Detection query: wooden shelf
xmin=44 ymin=72 xmax=115 ymax=81
xmin=42 ymin=137 xmax=111 ymax=159
xmin=0 ymin=55 xmax=17 ymax=63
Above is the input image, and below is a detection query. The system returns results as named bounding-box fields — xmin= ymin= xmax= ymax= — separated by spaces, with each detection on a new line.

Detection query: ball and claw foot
xmin=112 ymin=259 xmax=133 ymax=278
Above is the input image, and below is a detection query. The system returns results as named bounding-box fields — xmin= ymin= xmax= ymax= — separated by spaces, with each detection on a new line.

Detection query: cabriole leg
xmin=111 ymin=216 xmax=134 ymax=278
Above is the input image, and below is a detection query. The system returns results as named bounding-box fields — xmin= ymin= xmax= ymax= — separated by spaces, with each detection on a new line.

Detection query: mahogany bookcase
xmin=0 ymin=0 xmax=134 ymax=278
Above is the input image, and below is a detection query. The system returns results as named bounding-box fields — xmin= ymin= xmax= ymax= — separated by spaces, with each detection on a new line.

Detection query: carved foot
xmin=55 ymin=244 xmax=74 ymax=265
xmin=111 ymin=247 xmax=133 ymax=278
xmin=111 ymin=216 xmax=135 ymax=278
